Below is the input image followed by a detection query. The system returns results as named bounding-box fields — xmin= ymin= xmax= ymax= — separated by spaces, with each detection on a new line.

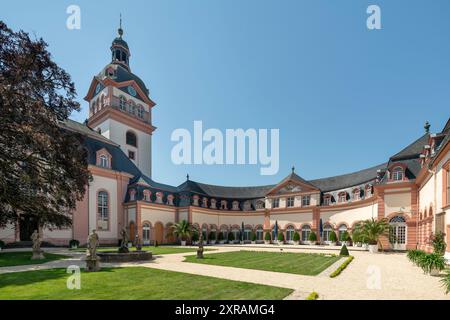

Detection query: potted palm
xmin=308 ymin=231 xmax=317 ymax=245
xmin=69 ymin=239 xmax=79 ymax=249
xmin=169 ymin=220 xmax=193 ymax=246
xmin=191 ymin=231 xmax=199 ymax=245
xmin=340 ymin=231 xmax=351 ymax=246
xmin=359 ymin=218 xmax=390 ymax=253
xmin=293 ymin=232 xmax=300 ymax=245
xmin=251 ymin=232 xmax=257 ymax=244
xmin=264 ymin=232 xmax=271 ymax=244
xmin=418 ymin=253 xmax=446 ymax=276
xmin=209 ymin=231 xmax=217 ymax=245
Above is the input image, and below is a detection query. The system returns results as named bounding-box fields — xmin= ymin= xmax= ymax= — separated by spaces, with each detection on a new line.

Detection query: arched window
xmin=323 ymin=224 xmax=332 ymax=241
xmin=143 ymin=223 xmax=151 ymax=244
xmin=338 ymin=224 xmax=348 ymax=241
xmin=256 ymin=226 xmax=263 ymax=241
xmin=126 ymin=131 xmax=137 ymax=147
xmin=119 ymin=96 xmax=127 ymax=111
xmin=99 ymin=155 xmax=108 ymax=168
xmin=353 ymin=189 xmax=360 ymax=201
xmin=243 ymin=227 xmax=252 ymax=241
xmin=97 ymin=191 xmax=109 ymax=230
xmin=232 ymin=227 xmax=240 ymax=241
xmin=143 ymin=190 xmax=151 ymax=202
xmin=392 ymin=167 xmax=404 ymax=181
xmin=301 ymin=225 xmax=311 ymax=242
xmin=137 ymin=105 xmax=144 ymax=119
xmin=338 ymin=192 xmax=347 ymax=203
xmin=286 ymin=225 xmax=295 ymax=242
xmin=232 ymin=201 xmax=240 ymax=211
xmin=220 ymin=226 xmax=228 ymax=241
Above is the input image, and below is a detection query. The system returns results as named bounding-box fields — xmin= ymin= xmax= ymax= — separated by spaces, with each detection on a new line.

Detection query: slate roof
xmin=62 ymin=119 xmax=436 ymax=203
xmin=309 ymin=163 xmax=387 ymax=192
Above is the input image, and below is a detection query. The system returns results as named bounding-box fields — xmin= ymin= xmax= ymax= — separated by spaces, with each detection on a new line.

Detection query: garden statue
xmin=85 ymin=229 xmax=100 ymax=272
xmin=196 ymin=231 xmax=204 ymax=259
xmin=31 ymin=229 xmax=45 ymax=260
xmin=135 ymin=234 xmax=142 ymax=251
xmin=119 ymin=228 xmax=129 ymax=253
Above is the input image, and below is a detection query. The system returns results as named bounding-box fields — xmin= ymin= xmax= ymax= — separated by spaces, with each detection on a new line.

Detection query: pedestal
xmin=86 ymin=256 xmax=101 ymax=272
xmin=31 ymin=250 xmax=45 ymax=260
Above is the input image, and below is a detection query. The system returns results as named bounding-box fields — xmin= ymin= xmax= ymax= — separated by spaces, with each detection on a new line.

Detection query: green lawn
xmin=70 ymin=246 xmax=212 ymax=255
xmin=0 ymin=252 xmax=69 ymax=267
xmin=0 ymin=267 xmax=292 ymax=300
xmin=184 ymin=251 xmax=341 ymax=276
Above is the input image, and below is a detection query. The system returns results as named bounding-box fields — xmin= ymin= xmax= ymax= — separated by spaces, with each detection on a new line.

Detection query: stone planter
xmin=251 ymin=241 xmax=256 ymax=244
xmin=294 ymin=241 xmax=300 ymax=245
xmin=240 ymin=241 xmax=244 ymax=245
xmin=219 ymin=240 xmax=225 ymax=244
xmin=264 ymin=240 xmax=270 ymax=245
xmin=180 ymin=240 xmax=186 ymax=246
xmin=277 ymin=240 xmax=284 ymax=245
xmin=368 ymin=244 xmax=378 ymax=253
xmin=71 ymin=245 xmax=78 ymax=249
xmin=329 ymin=242 xmax=336 ymax=246
xmin=429 ymin=268 xmax=441 ymax=276
xmin=209 ymin=240 xmax=216 ymax=245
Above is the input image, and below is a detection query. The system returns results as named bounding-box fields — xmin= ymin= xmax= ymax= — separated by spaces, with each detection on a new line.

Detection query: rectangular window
xmin=128 ymin=150 xmax=135 ymax=160
xmin=324 ymin=197 xmax=330 ymax=206
xmin=447 ymin=169 xmax=450 ymax=206
xmin=286 ymin=197 xmax=294 ymax=207
xmin=302 ymin=195 xmax=311 ymax=207
xmin=272 ymin=198 xmax=279 ymax=208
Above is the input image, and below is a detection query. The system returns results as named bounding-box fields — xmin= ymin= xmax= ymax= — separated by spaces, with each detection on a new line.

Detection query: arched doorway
xmin=389 ymin=216 xmax=407 ymax=251
xmin=154 ymin=222 xmax=164 ymax=245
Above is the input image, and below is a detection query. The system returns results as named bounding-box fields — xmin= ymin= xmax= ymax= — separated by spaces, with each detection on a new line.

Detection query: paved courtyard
xmin=0 ymin=245 xmax=449 ymax=300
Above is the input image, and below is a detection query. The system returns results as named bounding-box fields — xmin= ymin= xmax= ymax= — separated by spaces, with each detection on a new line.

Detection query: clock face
xmin=127 ymin=86 xmax=137 ymax=97
xmin=95 ymin=83 xmax=102 ymax=94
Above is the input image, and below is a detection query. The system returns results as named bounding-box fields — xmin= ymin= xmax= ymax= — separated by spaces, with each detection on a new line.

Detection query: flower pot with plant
xmin=418 ymin=253 xmax=446 ymax=276
xmin=169 ymin=220 xmax=194 ymax=246
xmin=251 ymin=232 xmax=257 ymax=244
xmin=69 ymin=239 xmax=79 ymax=249
xmin=217 ymin=232 xmax=224 ymax=244
xmin=308 ymin=231 xmax=317 ymax=245
xmin=277 ymin=232 xmax=285 ymax=245
xmin=293 ymin=231 xmax=300 ymax=245
xmin=328 ymin=231 xmax=337 ymax=246
xmin=228 ymin=232 xmax=235 ymax=244
xmin=264 ymin=232 xmax=271 ymax=244
xmin=0 ymin=240 xmax=5 ymax=251
xmin=356 ymin=218 xmax=389 ymax=253
xmin=209 ymin=231 xmax=216 ymax=245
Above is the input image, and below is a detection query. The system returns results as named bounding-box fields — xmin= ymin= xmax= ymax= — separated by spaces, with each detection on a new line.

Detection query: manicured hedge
xmin=330 ymin=256 xmax=354 ymax=278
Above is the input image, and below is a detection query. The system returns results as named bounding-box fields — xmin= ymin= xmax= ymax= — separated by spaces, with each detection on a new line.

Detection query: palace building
xmin=1 ymin=26 xmax=450 ymax=260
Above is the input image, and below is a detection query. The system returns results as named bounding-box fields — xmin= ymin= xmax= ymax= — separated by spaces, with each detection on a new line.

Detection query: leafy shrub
xmin=418 ymin=253 xmax=446 ymax=274
xmin=431 ymin=232 xmax=446 ymax=256
xmin=228 ymin=232 xmax=235 ymax=241
xmin=251 ymin=232 xmax=257 ymax=241
xmin=330 ymin=256 xmax=354 ymax=278
xmin=0 ymin=240 xmax=5 ymax=249
xmin=407 ymin=249 xmax=426 ymax=265
xmin=441 ymin=271 xmax=450 ymax=294
xmin=329 ymin=231 xmax=337 ymax=242
xmin=339 ymin=244 xmax=349 ymax=256
xmin=308 ymin=231 xmax=317 ymax=242
xmin=217 ymin=232 xmax=224 ymax=241
xmin=191 ymin=231 xmax=199 ymax=242
xmin=69 ymin=239 xmax=79 ymax=248
xmin=277 ymin=233 xmax=284 ymax=241
xmin=209 ymin=231 xmax=216 ymax=241
xmin=264 ymin=232 xmax=271 ymax=241
xmin=340 ymin=231 xmax=350 ymax=242
xmin=306 ymin=292 xmax=319 ymax=300
xmin=293 ymin=232 xmax=300 ymax=242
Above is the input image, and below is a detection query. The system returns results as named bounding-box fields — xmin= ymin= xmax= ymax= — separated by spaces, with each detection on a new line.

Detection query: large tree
xmin=0 ymin=21 xmax=90 ymax=229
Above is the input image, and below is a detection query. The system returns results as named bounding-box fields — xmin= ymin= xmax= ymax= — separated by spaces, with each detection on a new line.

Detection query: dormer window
xmin=243 ymin=201 xmax=251 ymax=211
xmin=143 ymin=190 xmax=151 ymax=202
xmin=232 ymin=201 xmax=240 ymax=211
xmin=323 ymin=195 xmax=331 ymax=206
xmin=202 ymin=197 xmax=208 ymax=208
xmin=129 ymin=189 xmax=136 ymax=201
xmin=353 ymin=189 xmax=360 ymax=201
xmin=338 ymin=192 xmax=347 ymax=203
xmin=210 ymin=199 xmax=217 ymax=209
xmin=155 ymin=192 xmax=163 ymax=204
xmin=192 ymin=195 xmax=199 ymax=206
xmin=220 ymin=200 xmax=227 ymax=210
xmin=167 ymin=194 xmax=174 ymax=206
xmin=392 ymin=166 xmax=404 ymax=181
xmin=99 ymin=155 xmax=109 ymax=168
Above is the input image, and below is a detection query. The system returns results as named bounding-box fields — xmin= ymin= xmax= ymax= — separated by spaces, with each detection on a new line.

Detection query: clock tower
xmin=85 ymin=22 xmax=155 ymax=177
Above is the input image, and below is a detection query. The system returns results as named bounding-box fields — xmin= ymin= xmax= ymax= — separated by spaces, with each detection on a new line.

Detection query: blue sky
xmin=2 ymin=0 xmax=450 ymax=187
